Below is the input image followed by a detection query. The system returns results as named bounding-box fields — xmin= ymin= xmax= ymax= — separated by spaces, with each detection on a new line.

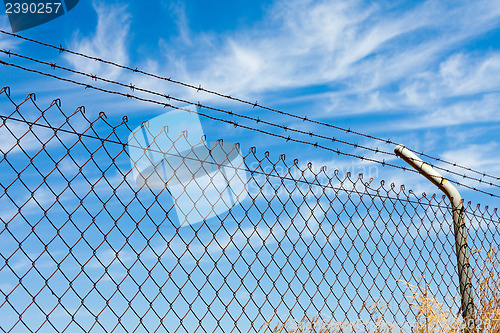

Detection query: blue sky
xmin=1 ymin=0 xmax=500 ymax=332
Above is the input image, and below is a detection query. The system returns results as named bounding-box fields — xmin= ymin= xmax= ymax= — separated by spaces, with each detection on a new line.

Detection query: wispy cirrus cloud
xmin=397 ymin=52 xmax=500 ymax=107
xmin=58 ymin=0 xmax=500 ymax=125
xmin=151 ymin=0 xmax=500 ymax=99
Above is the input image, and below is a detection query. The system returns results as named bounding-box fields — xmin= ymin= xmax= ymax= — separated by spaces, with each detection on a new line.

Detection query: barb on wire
xmin=1 ymin=29 xmax=498 ymax=184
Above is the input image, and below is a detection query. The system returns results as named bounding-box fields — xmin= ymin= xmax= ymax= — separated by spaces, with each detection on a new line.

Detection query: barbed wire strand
xmin=1 ymin=49 xmax=499 ymax=193
xmin=1 ymin=29 xmax=498 ymax=184
xmin=0 ymin=50 xmax=396 ymax=157
xmin=1 ymin=59 xmax=499 ymax=199
xmin=0 ymin=59 xmax=499 ymax=200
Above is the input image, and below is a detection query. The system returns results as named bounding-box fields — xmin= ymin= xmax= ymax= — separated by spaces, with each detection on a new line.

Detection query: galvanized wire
xmin=0 ymin=90 xmax=499 ymax=333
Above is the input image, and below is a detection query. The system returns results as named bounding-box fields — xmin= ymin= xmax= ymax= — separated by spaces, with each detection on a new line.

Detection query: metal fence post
xmin=394 ymin=144 xmax=475 ymax=331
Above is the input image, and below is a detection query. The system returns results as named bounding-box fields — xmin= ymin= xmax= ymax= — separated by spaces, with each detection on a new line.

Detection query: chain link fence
xmin=0 ymin=90 xmax=499 ymax=333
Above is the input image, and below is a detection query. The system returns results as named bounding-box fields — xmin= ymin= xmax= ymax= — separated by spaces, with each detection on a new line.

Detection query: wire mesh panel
xmin=0 ymin=90 xmax=499 ymax=333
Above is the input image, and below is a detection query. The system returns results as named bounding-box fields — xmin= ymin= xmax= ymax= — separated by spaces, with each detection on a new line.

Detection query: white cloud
xmin=145 ymin=0 xmax=500 ymax=100
xmin=440 ymin=142 xmax=500 ymax=187
xmin=167 ymin=1 xmax=193 ymax=47
xmin=0 ymin=120 xmax=53 ymax=154
xmin=64 ymin=0 xmax=131 ymax=80
xmin=398 ymin=52 xmax=500 ymax=107
xmin=1 ymin=185 xmax=57 ymax=222
xmin=396 ymin=92 xmax=500 ymax=129
xmin=0 ymin=16 xmax=21 ymax=54
xmin=87 ymin=248 xmax=134 ymax=269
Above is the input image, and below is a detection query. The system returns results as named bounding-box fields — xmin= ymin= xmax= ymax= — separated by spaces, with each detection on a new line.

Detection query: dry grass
xmin=473 ymin=247 xmax=500 ymax=333
xmin=401 ymin=281 xmax=462 ymax=333
xmin=400 ymin=247 xmax=500 ymax=333
xmin=257 ymin=248 xmax=499 ymax=333
xmin=257 ymin=314 xmax=335 ymax=333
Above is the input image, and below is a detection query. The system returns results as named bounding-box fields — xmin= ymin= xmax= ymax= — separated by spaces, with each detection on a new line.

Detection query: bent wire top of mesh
xmin=0 ymin=90 xmax=499 ymax=333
